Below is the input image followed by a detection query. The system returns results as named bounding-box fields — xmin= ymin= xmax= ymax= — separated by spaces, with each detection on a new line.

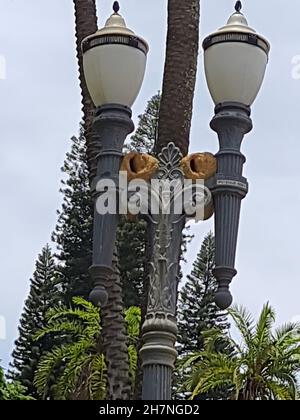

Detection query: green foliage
xmin=34 ymin=297 xmax=105 ymax=400
xmin=52 ymin=130 xmax=93 ymax=302
xmin=0 ymin=365 xmax=32 ymax=400
xmin=34 ymin=298 xmax=141 ymax=400
xmin=181 ymin=303 xmax=300 ymax=400
xmin=9 ymin=245 xmax=61 ymax=398
xmin=125 ymin=306 xmax=141 ymax=390
xmin=117 ymin=218 xmax=148 ymax=308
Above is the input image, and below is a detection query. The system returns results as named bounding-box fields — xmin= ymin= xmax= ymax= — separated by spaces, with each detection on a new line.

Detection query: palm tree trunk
xmin=155 ymin=0 xmax=200 ymax=156
xmin=73 ymin=0 xmax=99 ymax=182
xmin=102 ymin=251 xmax=131 ymax=400
xmin=73 ymin=1 xmax=130 ymax=400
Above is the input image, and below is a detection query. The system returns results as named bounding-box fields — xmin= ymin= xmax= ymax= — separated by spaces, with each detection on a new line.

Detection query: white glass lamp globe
xmin=202 ymin=5 xmax=270 ymax=106
xmin=82 ymin=4 xmax=149 ymax=108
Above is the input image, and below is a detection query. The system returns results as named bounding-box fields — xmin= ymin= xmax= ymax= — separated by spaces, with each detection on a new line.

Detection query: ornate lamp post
xmin=81 ymin=2 xmax=148 ymax=306
xmin=138 ymin=2 xmax=270 ymax=399
xmin=82 ymin=1 xmax=269 ymax=401
xmin=203 ymin=1 xmax=270 ymax=309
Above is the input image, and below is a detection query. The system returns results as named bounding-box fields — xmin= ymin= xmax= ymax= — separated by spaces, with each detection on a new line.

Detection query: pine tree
xmin=117 ymin=218 xmax=147 ymax=308
xmin=9 ymin=245 xmax=61 ymax=398
xmin=126 ymin=93 xmax=160 ymax=154
xmin=177 ymin=232 xmax=229 ymax=355
xmin=175 ymin=232 xmax=230 ymax=399
xmin=52 ymin=129 xmax=93 ymax=302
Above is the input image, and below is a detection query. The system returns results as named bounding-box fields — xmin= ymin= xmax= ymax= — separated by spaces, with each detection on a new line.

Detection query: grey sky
xmin=0 ymin=0 xmax=299 ymax=369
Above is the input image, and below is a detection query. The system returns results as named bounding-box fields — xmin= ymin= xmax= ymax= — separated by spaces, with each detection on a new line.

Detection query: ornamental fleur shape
xmin=157 ymin=143 xmax=183 ymax=180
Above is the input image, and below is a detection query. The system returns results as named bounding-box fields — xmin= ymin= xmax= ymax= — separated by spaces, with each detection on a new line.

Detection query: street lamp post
xmin=81 ymin=3 xmax=148 ymax=307
xmin=140 ymin=2 xmax=270 ymax=399
xmin=203 ymin=2 xmax=270 ymax=309
xmin=82 ymin=1 xmax=270 ymax=401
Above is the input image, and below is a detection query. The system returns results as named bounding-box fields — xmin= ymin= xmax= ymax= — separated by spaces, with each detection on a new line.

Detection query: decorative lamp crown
xmin=82 ymin=2 xmax=149 ymax=108
xmin=202 ymin=2 xmax=270 ymax=106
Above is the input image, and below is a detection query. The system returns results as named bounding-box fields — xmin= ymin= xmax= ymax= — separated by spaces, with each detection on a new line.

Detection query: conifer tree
xmin=9 ymin=245 xmax=60 ymax=398
xmin=52 ymin=129 xmax=93 ymax=302
xmin=117 ymin=218 xmax=147 ymax=308
xmin=175 ymin=232 xmax=230 ymax=399
xmin=177 ymin=232 xmax=229 ymax=355
xmin=126 ymin=93 xmax=160 ymax=154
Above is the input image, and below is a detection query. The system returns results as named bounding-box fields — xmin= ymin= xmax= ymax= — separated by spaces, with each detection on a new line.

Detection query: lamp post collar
xmin=202 ymin=3 xmax=270 ymax=55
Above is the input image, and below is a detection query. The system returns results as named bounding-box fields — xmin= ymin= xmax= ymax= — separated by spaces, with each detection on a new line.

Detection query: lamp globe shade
xmin=82 ymin=3 xmax=149 ymax=108
xmin=202 ymin=3 xmax=270 ymax=106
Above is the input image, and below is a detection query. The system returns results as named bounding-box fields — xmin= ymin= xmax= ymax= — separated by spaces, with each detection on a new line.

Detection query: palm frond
xmin=181 ymin=303 xmax=300 ymax=400
xmin=90 ymin=354 xmax=107 ymax=400
xmin=34 ymin=345 xmax=70 ymax=398
xmin=125 ymin=306 xmax=141 ymax=344
xmin=228 ymin=305 xmax=254 ymax=350
xmin=266 ymin=379 xmax=296 ymax=400
xmin=254 ymin=302 xmax=275 ymax=350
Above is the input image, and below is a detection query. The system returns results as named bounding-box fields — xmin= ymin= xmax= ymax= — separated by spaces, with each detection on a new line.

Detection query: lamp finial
xmin=235 ymin=1 xmax=242 ymax=13
xmin=113 ymin=1 xmax=120 ymax=14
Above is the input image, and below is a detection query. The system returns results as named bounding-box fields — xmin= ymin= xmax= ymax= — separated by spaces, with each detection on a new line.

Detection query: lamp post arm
xmin=210 ymin=102 xmax=252 ymax=309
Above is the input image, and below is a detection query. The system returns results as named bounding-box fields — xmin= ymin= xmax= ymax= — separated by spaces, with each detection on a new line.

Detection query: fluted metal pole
xmin=210 ymin=102 xmax=252 ymax=309
xmin=89 ymin=104 xmax=134 ymax=306
xmin=140 ymin=143 xmax=185 ymax=400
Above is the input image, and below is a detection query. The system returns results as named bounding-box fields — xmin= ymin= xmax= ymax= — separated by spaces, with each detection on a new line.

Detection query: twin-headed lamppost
xmin=82 ymin=1 xmax=270 ymax=400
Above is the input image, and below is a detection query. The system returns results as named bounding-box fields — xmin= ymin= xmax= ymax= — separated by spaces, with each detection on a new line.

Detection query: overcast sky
xmin=1 ymin=0 xmax=300 ymax=369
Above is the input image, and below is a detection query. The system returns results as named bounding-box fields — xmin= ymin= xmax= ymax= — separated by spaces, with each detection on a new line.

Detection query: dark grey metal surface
xmin=140 ymin=143 xmax=185 ymax=400
xmin=202 ymin=32 xmax=270 ymax=55
xmin=82 ymin=34 xmax=148 ymax=55
xmin=210 ymin=102 xmax=252 ymax=309
xmin=142 ymin=364 xmax=173 ymax=400
xmin=89 ymin=104 xmax=134 ymax=307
